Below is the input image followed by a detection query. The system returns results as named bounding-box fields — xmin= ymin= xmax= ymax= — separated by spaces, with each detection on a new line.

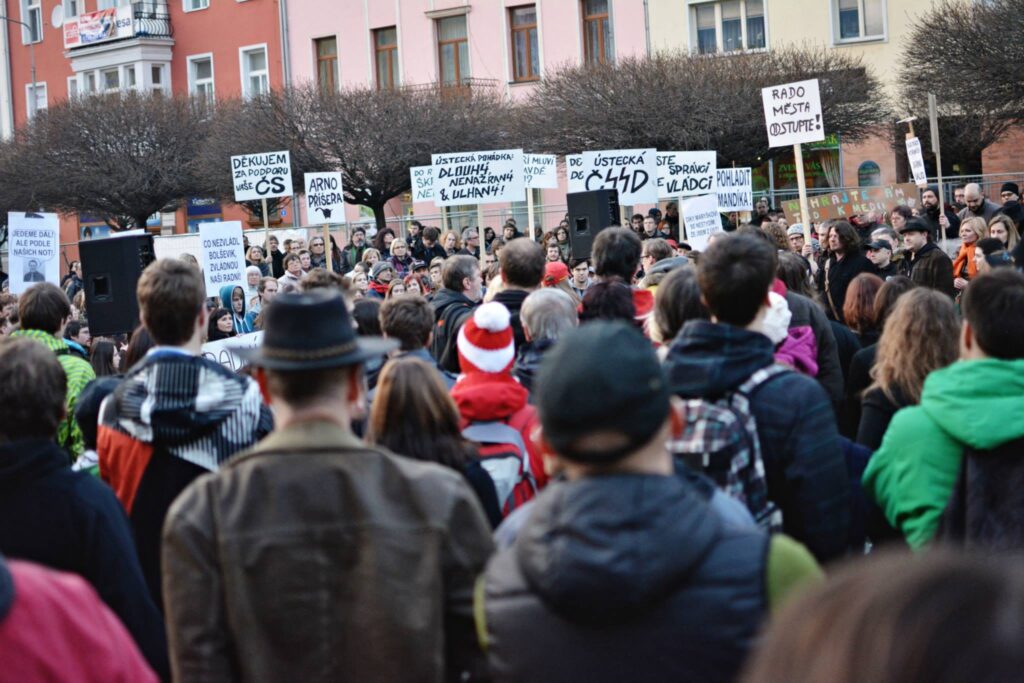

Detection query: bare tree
xmin=17 ymin=92 xmax=208 ymax=230
xmin=514 ymin=46 xmax=890 ymax=166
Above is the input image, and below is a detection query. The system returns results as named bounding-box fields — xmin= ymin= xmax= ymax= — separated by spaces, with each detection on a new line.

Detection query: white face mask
xmin=762 ymin=292 xmax=792 ymax=345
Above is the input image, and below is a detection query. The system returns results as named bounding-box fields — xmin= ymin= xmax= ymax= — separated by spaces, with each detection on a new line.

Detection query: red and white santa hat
xmin=457 ymin=302 xmax=515 ymax=374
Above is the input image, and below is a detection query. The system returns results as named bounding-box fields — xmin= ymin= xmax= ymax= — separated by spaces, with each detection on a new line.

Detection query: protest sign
xmin=905 ymin=137 xmax=928 ymax=188
xmin=304 ymin=172 xmax=345 ymax=224
xmin=524 ymin=154 xmax=558 ymax=189
xmin=410 ymin=165 xmax=434 ymax=203
xmin=761 ymin=79 xmax=825 ymax=148
xmin=681 ymin=194 xmax=723 ymax=251
xmin=200 ymin=331 xmax=264 ymax=372
xmin=430 ymin=149 xmax=525 ymax=207
xmin=199 ymin=221 xmax=246 ymax=297
xmin=781 ymin=183 xmax=921 ymax=224
xmin=7 ymin=212 xmax=59 ymax=295
xmin=566 ymin=154 xmax=585 ymax=193
xmin=657 ymin=151 xmax=717 ymax=199
xmin=153 ymin=233 xmax=203 ymax=263
xmin=716 ymin=168 xmax=753 ymax=212
xmin=579 ymin=148 xmax=659 ymax=205
xmin=231 ymin=151 xmax=294 ymax=202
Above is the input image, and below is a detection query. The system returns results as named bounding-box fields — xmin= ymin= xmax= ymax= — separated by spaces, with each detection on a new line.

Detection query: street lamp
xmin=0 ymin=15 xmax=38 ymax=118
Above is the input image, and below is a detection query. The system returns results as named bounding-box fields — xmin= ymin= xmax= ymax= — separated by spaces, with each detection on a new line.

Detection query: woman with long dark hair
xmin=90 ymin=339 xmax=120 ymax=377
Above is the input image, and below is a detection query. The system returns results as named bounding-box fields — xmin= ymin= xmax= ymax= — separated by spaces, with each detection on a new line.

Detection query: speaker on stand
xmin=565 ymin=189 xmax=621 ymax=261
xmin=80 ymin=233 xmax=156 ymax=337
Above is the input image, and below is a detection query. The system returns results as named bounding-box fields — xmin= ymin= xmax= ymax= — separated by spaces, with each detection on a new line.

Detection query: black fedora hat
xmin=238 ymin=289 xmax=396 ymax=370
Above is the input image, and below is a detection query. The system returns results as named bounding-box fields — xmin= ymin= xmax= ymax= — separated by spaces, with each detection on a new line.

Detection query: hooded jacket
xmin=218 ymin=285 xmax=253 ymax=335
xmin=664 ymin=321 xmax=850 ymax=561
xmin=901 ymin=241 xmax=955 ymax=297
xmin=863 ymin=359 xmax=1024 ymax=549
xmin=784 ymin=291 xmax=843 ymax=409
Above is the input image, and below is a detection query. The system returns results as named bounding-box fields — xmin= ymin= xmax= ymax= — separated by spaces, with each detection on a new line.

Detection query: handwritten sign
xmin=524 ymin=154 xmax=558 ymax=189
xmin=716 ymin=168 xmax=753 ymax=212
xmin=781 ymin=183 xmax=921 ymax=224
xmin=410 ymin=165 xmax=434 ymax=203
xmin=231 ymin=150 xmax=294 ymax=202
xmin=304 ymin=172 xmax=345 ymax=224
xmin=199 ymin=221 xmax=246 ymax=297
xmin=761 ymin=79 xmax=825 ymax=148
xmin=657 ymin=151 xmax=717 ymax=199
xmin=431 ymin=149 xmax=525 ymax=207
xmin=8 ymin=212 xmax=59 ymax=295
xmin=578 ymin=148 xmax=659 ymax=204
xmin=201 ymin=331 xmax=264 ymax=371
xmin=566 ymin=154 xmax=585 ymax=193
xmin=905 ymin=137 xmax=928 ymax=188
xmin=681 ymin=194 xmax=722 ymax=251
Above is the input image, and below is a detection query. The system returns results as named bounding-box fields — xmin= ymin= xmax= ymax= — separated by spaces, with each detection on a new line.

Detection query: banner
xmin=304 ymin=172 xmax=345 ymax=224
xmin=781 ymin=183 xmax=921 ymax=224
xmin=524 ymin=154 xmax=558 ymax=189
xmin=716 ymin=168 xmax=753 ymax=212
xmin=63 ymin=5 xmax=134 ymax=49
xmin=199 ymin=221 xmax=246 ymax=297
xmin=410 ymin=165 xmax=434 ymax=203
xmin=8 ymin=212 xmax=59 ymax=295
xmin=657 ymin=151 xmax=717 ymax=199
xmin=681 ymin=194 xmax=722 ymax=251
xmin=231 ymin=151 xmax=294 ymax=202
xmin=761 ymin=79 xmax=825 ymax=148
xmin=578 ymin=148 xmax=659 ymax=205
xmin=905 ymin=137 xmax=928 ymax=188
xmin=431 ymin=149 xmax=525 ymax=207
xmin=200 ymin=331 xmax=264 ymax=372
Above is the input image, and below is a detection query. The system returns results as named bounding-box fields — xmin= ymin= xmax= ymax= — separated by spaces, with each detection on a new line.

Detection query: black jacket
xmin=844 ymin=343 xmax=877 ymax=438
xmin=512 ymin=338 xmax=557 ymax=398
xmin=901 ymin=241 xmax=955 ymax=297
xmin=664 ymin=321 xmax=850 ymax=561
xmin=785 ymin=291 xmax=843 ymax=412
xmin=856 ymin=385 xmax=912 ymax=451
xmin=0 ymin=439 xmax=169 ymax=680
xmin=816 ymin=251 xmax=874 ymax=323
xmin=918 ymin=205 xmax=960 ymax=242
xmin=270 ymin=248 xmax=284 ymax=278
xmin=482 ymin=474 xmax=768 ymax=683
xmin=414 ymin=242 xmax=448 ymax=264
xmin=430 ymin=288 xmax=478 ymax=373
xmin=491 ymin=289 xmax=531 ymax=352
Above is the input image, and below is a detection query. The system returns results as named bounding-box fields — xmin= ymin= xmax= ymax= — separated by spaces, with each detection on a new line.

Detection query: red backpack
xmin=462 ymin=420 xmax=538 ymax=516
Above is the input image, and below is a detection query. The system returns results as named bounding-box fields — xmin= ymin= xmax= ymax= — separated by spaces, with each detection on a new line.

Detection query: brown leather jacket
xmin=162 ymin=421 xmax=495 ymax=683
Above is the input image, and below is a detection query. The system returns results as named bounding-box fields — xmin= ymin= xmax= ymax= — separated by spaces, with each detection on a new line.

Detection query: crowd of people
xmin=1 ymin=179 xmax=1024 ymax=682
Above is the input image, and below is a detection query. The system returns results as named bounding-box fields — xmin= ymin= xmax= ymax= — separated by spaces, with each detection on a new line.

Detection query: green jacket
xmin=863 ymin=358 xmax=1024 ymax=548
xmin=10 ymin=329 xmax=96 ymax=458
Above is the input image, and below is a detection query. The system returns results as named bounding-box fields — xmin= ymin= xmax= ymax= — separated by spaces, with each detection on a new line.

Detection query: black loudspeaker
xmin=566 ymin=188 xmax=621 ymax=260
xmin=80 ymin=234 xmax=156 ymax=336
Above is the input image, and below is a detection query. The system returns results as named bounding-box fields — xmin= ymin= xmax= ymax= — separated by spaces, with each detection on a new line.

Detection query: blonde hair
xmin=988 ymin=214 xmax=1019 ymax=250
xmin=439 ymin=229 xmax=462 ymax=252
xmin=361 ymin=248 xmax=381 ymax=264
xmin=389 ymin=238 xmax=409 ymax=256
xmin=960 ymin=216 xmax=988 ymax=242
xmin=869 ymin=288 xmax=958 ymax=403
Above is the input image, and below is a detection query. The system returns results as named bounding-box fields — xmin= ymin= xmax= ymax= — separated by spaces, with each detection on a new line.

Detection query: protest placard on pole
xmin=524 ymin=154 xmax=557 ymax=241
xmin=199 ymin=221 xmax=247 ymax=298
xmin=928 ymin=93 xmax=947 ymax=253
xmin=780 ymin=183 xmax=920 ymax=224
xmin=410 ymin=165 xmax=434 ymax=203
xmin=716 ymin=167 xmax=753 ymax=212
xmin=566 ymin=154 xmax=585 ymax=193
xmin=7 ymin=212 xmax=59 ymax=295
xmin=231 ymin=151 xmax=294 ymax=203
xmin=762 ymin=79 xmax=824 ymax=243
xmin=905 ymin=137 xmax=928 ymax=188
xmin=578 ymin=148 xmax=659 ymax=205
xmin=657 ymin=151 xmax=718 ymax=199
xmin=304 ymin=172 xmax=345 ymax=224
xmin=431 ymin=149 xmax=525 ymax=207
xmin=681 ymin=194 xmax=723 ymax=251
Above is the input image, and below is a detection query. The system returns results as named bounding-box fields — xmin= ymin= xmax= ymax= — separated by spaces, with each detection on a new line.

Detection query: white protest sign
xmin=716 ymin=167 xmax=753 ymax=212
xmin=579 ymin=148 xmax=659 ymax=204
xmin=8 ymin=212 xmax=59 ymax=295
xmin=200 ymin=331 xmax=264 ymax=372
xmin=681 ymin=194 xmax=723 ymax=251
xmin=761 ymin=79 xmax=825 ymax=148
xmin=657 ymin=151 xmax=718 ymax=199
xmin=524 ymin=154 xmax=558 ymax=189
xmin=231 ymin=150 xmax=294 ymax=202
xmin=566 ymin=154 xmax=585 ymax=193
xmin=153 ymin=233 xmax=203 ymax=263
xmin=431 ymin=149 xmax=525 ymax=207
xmin=304 ymin=172 xmax=345 ymax=224
xmin=199 ymin=221 xmax=247 ymax=297
xmin=905 ymin=137 xmax=928 ymax=188
xmin=410 ymin=165 xmax=434 ymax=203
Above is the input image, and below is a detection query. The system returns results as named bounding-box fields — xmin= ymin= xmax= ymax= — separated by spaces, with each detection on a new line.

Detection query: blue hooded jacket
xmin=219 ymin=285 xmax=254 ymax=335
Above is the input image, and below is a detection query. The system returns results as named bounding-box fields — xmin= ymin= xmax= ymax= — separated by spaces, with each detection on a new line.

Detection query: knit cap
xmin=457 ymin=302 xmax=515 ymax=374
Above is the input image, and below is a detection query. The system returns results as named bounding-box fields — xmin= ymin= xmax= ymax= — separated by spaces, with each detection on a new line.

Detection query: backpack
xmin=463 ymin=420 xmax=537 ymax=517
xmin=669 ymin=364 xmax=786 ymax=532
xmin=432 ymin=301 xmax=472 ymax=374
xmin=938 ymin=436 xmax=1024 ymax=551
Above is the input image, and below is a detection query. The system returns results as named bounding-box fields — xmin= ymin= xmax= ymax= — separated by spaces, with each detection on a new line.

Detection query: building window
xmin=693 ymin=0 xmax=765 ymax=55
xmin=64 ymin=0 xmax=80 ymax=17
xmin=84 ymin=72 xmax=96 ymax=93
xmin=436 ymin=16 xmax=468 ymax=86
xmin=240 ymin=45 xmax=269 ymax=98
xmin=582 ymin=0 xmax=613 ymax=65
xmin=151 ymin=64 xmax=166 ymax=92
xmin=509 ymin=5 xmax=539 ymax=82
xmin=315 ymin=37 xmax=338 ymax=94
xmin=374 ymin=27 xmax=399 ymax=90
xmin=21 ymin=0 xmax=42 ymax=44
xmin=188 ymin=54 xmax=215 ymax=101
xmin=68 ymin=75 xmax=78 ymax=98
xmin=126 ymin=65 xmax=136 ymax=89
xmin=26 ymin=82 xmax=46 ymax=118
xmin=102 ymin=68 xmax=120 ymax=91
xmin=184 ymin=0 xmax=209 ymax=11
xmin=835 ymin=0 xmax=885 ymax=41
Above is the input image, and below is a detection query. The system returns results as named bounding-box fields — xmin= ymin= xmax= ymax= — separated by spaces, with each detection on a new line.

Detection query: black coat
xmin=918 ymin=206 xmax=961 ymax=242
xmin=816 ymin=251 xmax=874 ymax=323
xmin=856 ymin=385 xmax=912 ymax=451
xmin=901 ymin=241 xmax=955 ymax=298
xmin=491 ymin=288 xmax=530 ymax=352
xmin=844 ymin=343 xmax=877 ymax=438
xmin=785 ymin=291 xmax=843 ymax=413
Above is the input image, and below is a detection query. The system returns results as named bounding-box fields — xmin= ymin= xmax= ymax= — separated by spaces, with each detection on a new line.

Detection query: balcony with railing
xmin=403 ymin=77 xmax=500 ymax=100
xmin=64 ymin=2 xmax=172 ymax=52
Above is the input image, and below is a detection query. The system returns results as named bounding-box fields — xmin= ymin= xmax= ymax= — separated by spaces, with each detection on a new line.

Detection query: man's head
xmin=787 ymin=225 xmax=805 ymax=252
xmin=18 ymin=282 xmax=70 ymax=335
xmin=462 ymin=227 xmax=479 ymax=249
xmin=641 ymin=238 xmax=673 ymax=269
xmin=697 ymin=233 xmax=777 ymax=327
xmin=137 ymin=258 xmax=206 ymax=346
xmin=258 ymin=276 xmax=279 ymax=304
xmin=0 ymin=337 xmax=67 ymax=441
xmin=921 ymin=187 xmax=940 ymax=210
xmin=755 ymin=197 xmax=770 ymax=216
xmin=379 ymin=295 xmax=433 ymax=352
xmin=409 ymin=220 xmax=423 ymax=237
xmin=1001 ymin=182 xmax=1020 ymax=204
xmin=570 ymin=258 xmax=590 ymax=286
xmin=521 ymin=288 xmax=578 ymax=343
xmin=268 ymin=235 xmax=279 ymax=251
xmin=865 ymin=241 xmax=893 ymax=268
xmin=871 ymin=226 xmax=900 ymax=252
xmin=964 ymin=183 xmax=986 ymax=214
xmin=827 ymin=221 xmax=860 ymax=255
xmin=442 ymin=254 xmax=483 ymax=301
xmin=592 ymin=227 xmax=642 ymax=282
xmin=371 ymin=261 xmax=396 ymax=284
xmin=630 ymin=214 xmax=644 ymax=232
xmin=64 ymin=319 xmax=90 ymax=347
xmin=953 ymin=185 xmax=966 ymax=208
xmin=642 ymin=216 xmax=658 ymax=236
xmin=499 ymin=238 xmax=544 ymax=290
xmin=422 ymin=226 xmax=439 ymax=247
xmin=961 ymin=270 xmax=1024 ymax=360
xmin=898 ymin=218 xmax=932 ymax=253
xmin=299 ymin=250 xmax=312 ymax=270
xmin=889 ymin=205 xmax=914 ymax=231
